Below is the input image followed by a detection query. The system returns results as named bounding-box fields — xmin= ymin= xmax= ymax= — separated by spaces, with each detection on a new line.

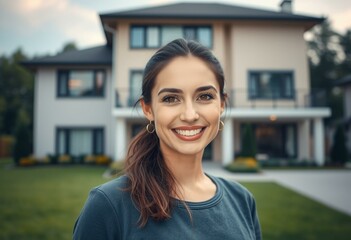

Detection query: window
xmin=184 ymin=26 xmax=212 ymax=48
xmin=130 ymin=25 xmax=212 ymax=48
xmin=248 ymin=71 xmax=294 ymax=99
xmin=161 ymin=26 xmax=183 ymax=46
xmin=129 ymin=70 xmax=143 ymax=106
xmin=56 ymin=128 xmax=104 ymax=156
xmin=57 ymin=70 xmax=105 ymax=98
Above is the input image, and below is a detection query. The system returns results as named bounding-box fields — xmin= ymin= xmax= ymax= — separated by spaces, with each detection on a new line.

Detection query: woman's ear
xmin=220 ymin=93 xmax=227 ymax=115
xmin=140 ymin=98 xmax=154 ymax=121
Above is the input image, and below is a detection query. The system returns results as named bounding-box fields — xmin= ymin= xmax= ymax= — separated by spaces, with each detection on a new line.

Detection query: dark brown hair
xmin=125 ymin=38 xmax=226 ymax=227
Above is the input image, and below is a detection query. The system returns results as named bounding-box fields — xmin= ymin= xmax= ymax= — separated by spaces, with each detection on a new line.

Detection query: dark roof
xmin=22 ymin=45 xmax=112 ymax=67
xmin=100 ymin=2 xmax=324 ymax=21
xmin=335 ymin=74 xmax=351 ymax=86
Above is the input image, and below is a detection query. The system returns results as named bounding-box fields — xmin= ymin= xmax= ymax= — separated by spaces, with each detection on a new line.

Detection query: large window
xmin=130 ymin=25 xmax=212 ymax=48
xmin=248 ymin=71 xmax=294 ymax=99
xmin=56 ymin=128 xmax=104 ymax=156
xmin=57 ymin=70 xmax=105 ymax=98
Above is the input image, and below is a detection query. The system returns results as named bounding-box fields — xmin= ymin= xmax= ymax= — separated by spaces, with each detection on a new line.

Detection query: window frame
xmin=130 ymin=25 xmax=213 ymax=49
xmin=248 ymin=70 xmax=295 ymax=100
xmin=56 ymin=69 xmax=106 ymax=98
xmin=55 ymin=127 xmax=105 ymax=156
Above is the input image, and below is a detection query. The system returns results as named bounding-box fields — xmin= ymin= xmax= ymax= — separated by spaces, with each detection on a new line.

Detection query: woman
xmin=73 ymin=38 xmax=261 ymax=239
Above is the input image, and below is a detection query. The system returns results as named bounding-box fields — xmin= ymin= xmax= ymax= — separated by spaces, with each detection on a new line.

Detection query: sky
xmin=0 ymin=0 xmax=350 ymax=57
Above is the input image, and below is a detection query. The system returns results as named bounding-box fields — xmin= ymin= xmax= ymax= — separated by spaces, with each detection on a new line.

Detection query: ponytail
xmin=124 ymin=127 xmax=177 ymax=227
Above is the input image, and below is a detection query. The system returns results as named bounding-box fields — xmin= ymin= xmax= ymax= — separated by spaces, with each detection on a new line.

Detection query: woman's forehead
xmin=153 ymin=56 xmax=219 ymax=92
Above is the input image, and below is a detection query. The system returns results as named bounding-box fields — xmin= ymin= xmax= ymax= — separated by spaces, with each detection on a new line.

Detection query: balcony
xmin=114 ymin=88 xmax=327 ymax=109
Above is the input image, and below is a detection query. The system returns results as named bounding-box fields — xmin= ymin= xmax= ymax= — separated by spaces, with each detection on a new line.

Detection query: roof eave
xmin=21 ymin=61 xmax=112 ymax=69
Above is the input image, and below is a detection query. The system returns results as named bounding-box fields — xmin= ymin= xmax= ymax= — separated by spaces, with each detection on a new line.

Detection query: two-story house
xmin=24 ymin=1 xmax=331 ymax=166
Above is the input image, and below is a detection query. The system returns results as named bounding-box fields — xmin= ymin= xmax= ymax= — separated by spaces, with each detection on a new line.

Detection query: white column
xmin=313 ymin=118 xmax=325 ymax=166
xmin=222 ymin=119 xmax=234 ymax=166
xmin=115 ymin=118 xmax=127 ymax=161
xmin=298 ymin=120 xmax=310 ymax=160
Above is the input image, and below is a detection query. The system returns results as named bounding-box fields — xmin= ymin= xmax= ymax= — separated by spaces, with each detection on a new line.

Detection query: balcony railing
xmin=114 ymin=88 xmax=327 ymax=108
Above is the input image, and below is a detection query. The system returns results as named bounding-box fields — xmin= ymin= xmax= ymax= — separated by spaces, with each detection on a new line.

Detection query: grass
xmin=241 ymin=182 xmax=351 ymax=240
xmin=1 ymin=158 xmax=351 ymax=240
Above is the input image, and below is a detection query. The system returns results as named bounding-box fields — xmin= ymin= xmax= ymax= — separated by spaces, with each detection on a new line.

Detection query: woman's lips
xmin=172 ymin=126 xmax=206 ymax=141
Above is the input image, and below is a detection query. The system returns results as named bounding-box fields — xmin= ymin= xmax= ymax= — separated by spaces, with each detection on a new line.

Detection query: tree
xmin=330 ymin=124 xmax=349 ymax=165
xmin=337 ymin=29 xmax=351 ymax=77
xmin=13 ymin=109 xmax=32 ymax=165
xmin=61 ymin=41 xmax=77 ymax=53
xmin=308 ymin=20 xmax=344 ymax=123
xmin=0 ymin=49 xmax=34 ymax=136
xmin=241 ymin=124 xmax=256 ymax=158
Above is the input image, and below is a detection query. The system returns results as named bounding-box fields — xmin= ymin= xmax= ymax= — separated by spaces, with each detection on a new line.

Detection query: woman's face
xmin=142 ymin=55 xmax=225 ymax=158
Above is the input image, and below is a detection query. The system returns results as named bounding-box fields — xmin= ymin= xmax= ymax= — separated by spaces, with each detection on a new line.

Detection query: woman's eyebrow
xmin=196 ymin=85 xmax=218 ymax=93
xmin=158 ymin=88 xmax=183 ymax=96
xmin=157 ymin=85 xmax=217 ymax=96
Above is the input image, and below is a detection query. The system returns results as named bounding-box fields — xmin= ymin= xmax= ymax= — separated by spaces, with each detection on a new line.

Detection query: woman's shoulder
xmin=210 ymin=175 xmax=254 ymax=201
xmin=93 ymin=175 xmax=130 ymax=201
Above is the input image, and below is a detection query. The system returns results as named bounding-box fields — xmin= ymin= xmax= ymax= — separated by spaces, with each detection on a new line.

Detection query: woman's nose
xmin=180 ymin=102 xmax=199 ymax=122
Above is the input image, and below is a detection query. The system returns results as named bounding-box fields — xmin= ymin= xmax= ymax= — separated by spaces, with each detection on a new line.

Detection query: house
xmin=24 ymin=0 xmax=331 ymax=166
xmin=335 ymin=74 xmax=351 ymax=155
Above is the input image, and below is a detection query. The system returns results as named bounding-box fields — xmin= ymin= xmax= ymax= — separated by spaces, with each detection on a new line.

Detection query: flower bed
xmin=225 ymin=157 xmax=260 ymax=173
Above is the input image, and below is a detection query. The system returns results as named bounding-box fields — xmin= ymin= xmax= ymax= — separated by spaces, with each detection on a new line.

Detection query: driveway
xmin=203 ymin=162 xmax=351 ymax=216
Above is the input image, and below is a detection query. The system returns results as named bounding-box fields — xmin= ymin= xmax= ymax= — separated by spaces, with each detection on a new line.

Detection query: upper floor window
xmin=57 ymin=70 xmax=105 ymax=98
xmin=130 ymin=25 xmax=212 ymax=49
xmin=248 ymin=71 xmax=294 ymax=99
xmin=129 ymin=70 xmax=143 ymax=106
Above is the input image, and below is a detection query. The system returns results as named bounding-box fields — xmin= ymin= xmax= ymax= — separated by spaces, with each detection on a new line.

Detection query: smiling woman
xmin=73 ymin=39 xmax=262 ymax=240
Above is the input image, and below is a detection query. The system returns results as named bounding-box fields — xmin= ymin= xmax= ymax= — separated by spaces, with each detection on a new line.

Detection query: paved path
xmin=203 ymin=162 xmax=351 ymax=216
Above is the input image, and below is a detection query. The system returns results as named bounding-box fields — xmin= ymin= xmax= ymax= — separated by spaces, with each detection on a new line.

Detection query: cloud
xmin=0 ymin=0 xmax=105 ymax=52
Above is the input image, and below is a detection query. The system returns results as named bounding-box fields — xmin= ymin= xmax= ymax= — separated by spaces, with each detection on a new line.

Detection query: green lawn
xmin=1 ymin=159 xmax=351 ymax=240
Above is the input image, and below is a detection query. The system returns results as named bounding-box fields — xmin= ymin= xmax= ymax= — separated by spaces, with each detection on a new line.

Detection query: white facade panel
xmin=34 ymin=67 xmax=113 ymax=158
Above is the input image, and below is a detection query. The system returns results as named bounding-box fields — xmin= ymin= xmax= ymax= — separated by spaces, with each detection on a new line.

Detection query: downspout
xmin=103 ymin=24 xmax=118 ymax=161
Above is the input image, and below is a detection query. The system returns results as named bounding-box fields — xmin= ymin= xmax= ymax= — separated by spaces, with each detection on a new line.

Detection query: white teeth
xmin=175 ymin=129 xmax=202 ymax=136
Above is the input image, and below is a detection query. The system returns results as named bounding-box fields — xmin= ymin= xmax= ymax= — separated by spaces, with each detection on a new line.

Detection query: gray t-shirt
xmin=73 ymin=174 xmax=261 ymax=240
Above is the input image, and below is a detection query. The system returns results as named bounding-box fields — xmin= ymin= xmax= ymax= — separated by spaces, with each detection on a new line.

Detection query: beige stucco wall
xmin=34 ymin=67 xmax=114 ymax=158
xmin=230 ymin=24 xmax=309 ymax=108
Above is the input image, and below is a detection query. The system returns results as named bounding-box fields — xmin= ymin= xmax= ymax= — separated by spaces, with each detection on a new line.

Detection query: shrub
xmin=330 ymin=124 xmax=349 ymax=165
xmin=19 ymin=155 xmax=36 ymax=167
xmin=58 ymin=154 xmax=72 ymax=164
xmin=48 ymin=154 xmax=59 ymax=164
xmin=225 ymin=157 xmax=260 ymax=173
xmin=13 ymin=122 xmax=31 ymax=165
xmin=84 ymin=155 xmax=96 ymax=164
xmin=95 ymin=155 xmax=111 ymax=165
xmin=241 ymin=123 xmax=256 ymax=158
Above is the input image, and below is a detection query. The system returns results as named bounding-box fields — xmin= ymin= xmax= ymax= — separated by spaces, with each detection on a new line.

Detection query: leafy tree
xmin=241 ymin=124 xmax=256 ymax=158
xmin=330 ymin=124 xmax=349 ymax=165
xmin=337 ymin=29 xmax=351 ymax=77
xmin=0 ymin=49 xmax=34 ymax=136
xmin=13 ymin=109 xmax=32 ymax=164
xmin=61 ymin=41 xmax=77 ymax=53
xmin=308 ymin=20 xmax=344 ymax=123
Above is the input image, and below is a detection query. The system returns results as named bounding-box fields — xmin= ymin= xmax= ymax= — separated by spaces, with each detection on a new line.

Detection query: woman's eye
xmin=162 ymin=96 xmax=179 ymax=103
xmin=198 ymin=93 xmax=214 ymax=101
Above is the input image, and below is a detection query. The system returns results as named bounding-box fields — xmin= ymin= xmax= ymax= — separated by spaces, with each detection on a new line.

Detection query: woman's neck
xmin=162 ymin=151 xmax=216 ymax=202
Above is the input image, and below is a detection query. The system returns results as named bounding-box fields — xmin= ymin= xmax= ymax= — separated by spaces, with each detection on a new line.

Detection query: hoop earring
xmin=219 ymin=120 xmax=224 ymax=131
xmin=146 ymin=121 xmax=155 ymax=133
